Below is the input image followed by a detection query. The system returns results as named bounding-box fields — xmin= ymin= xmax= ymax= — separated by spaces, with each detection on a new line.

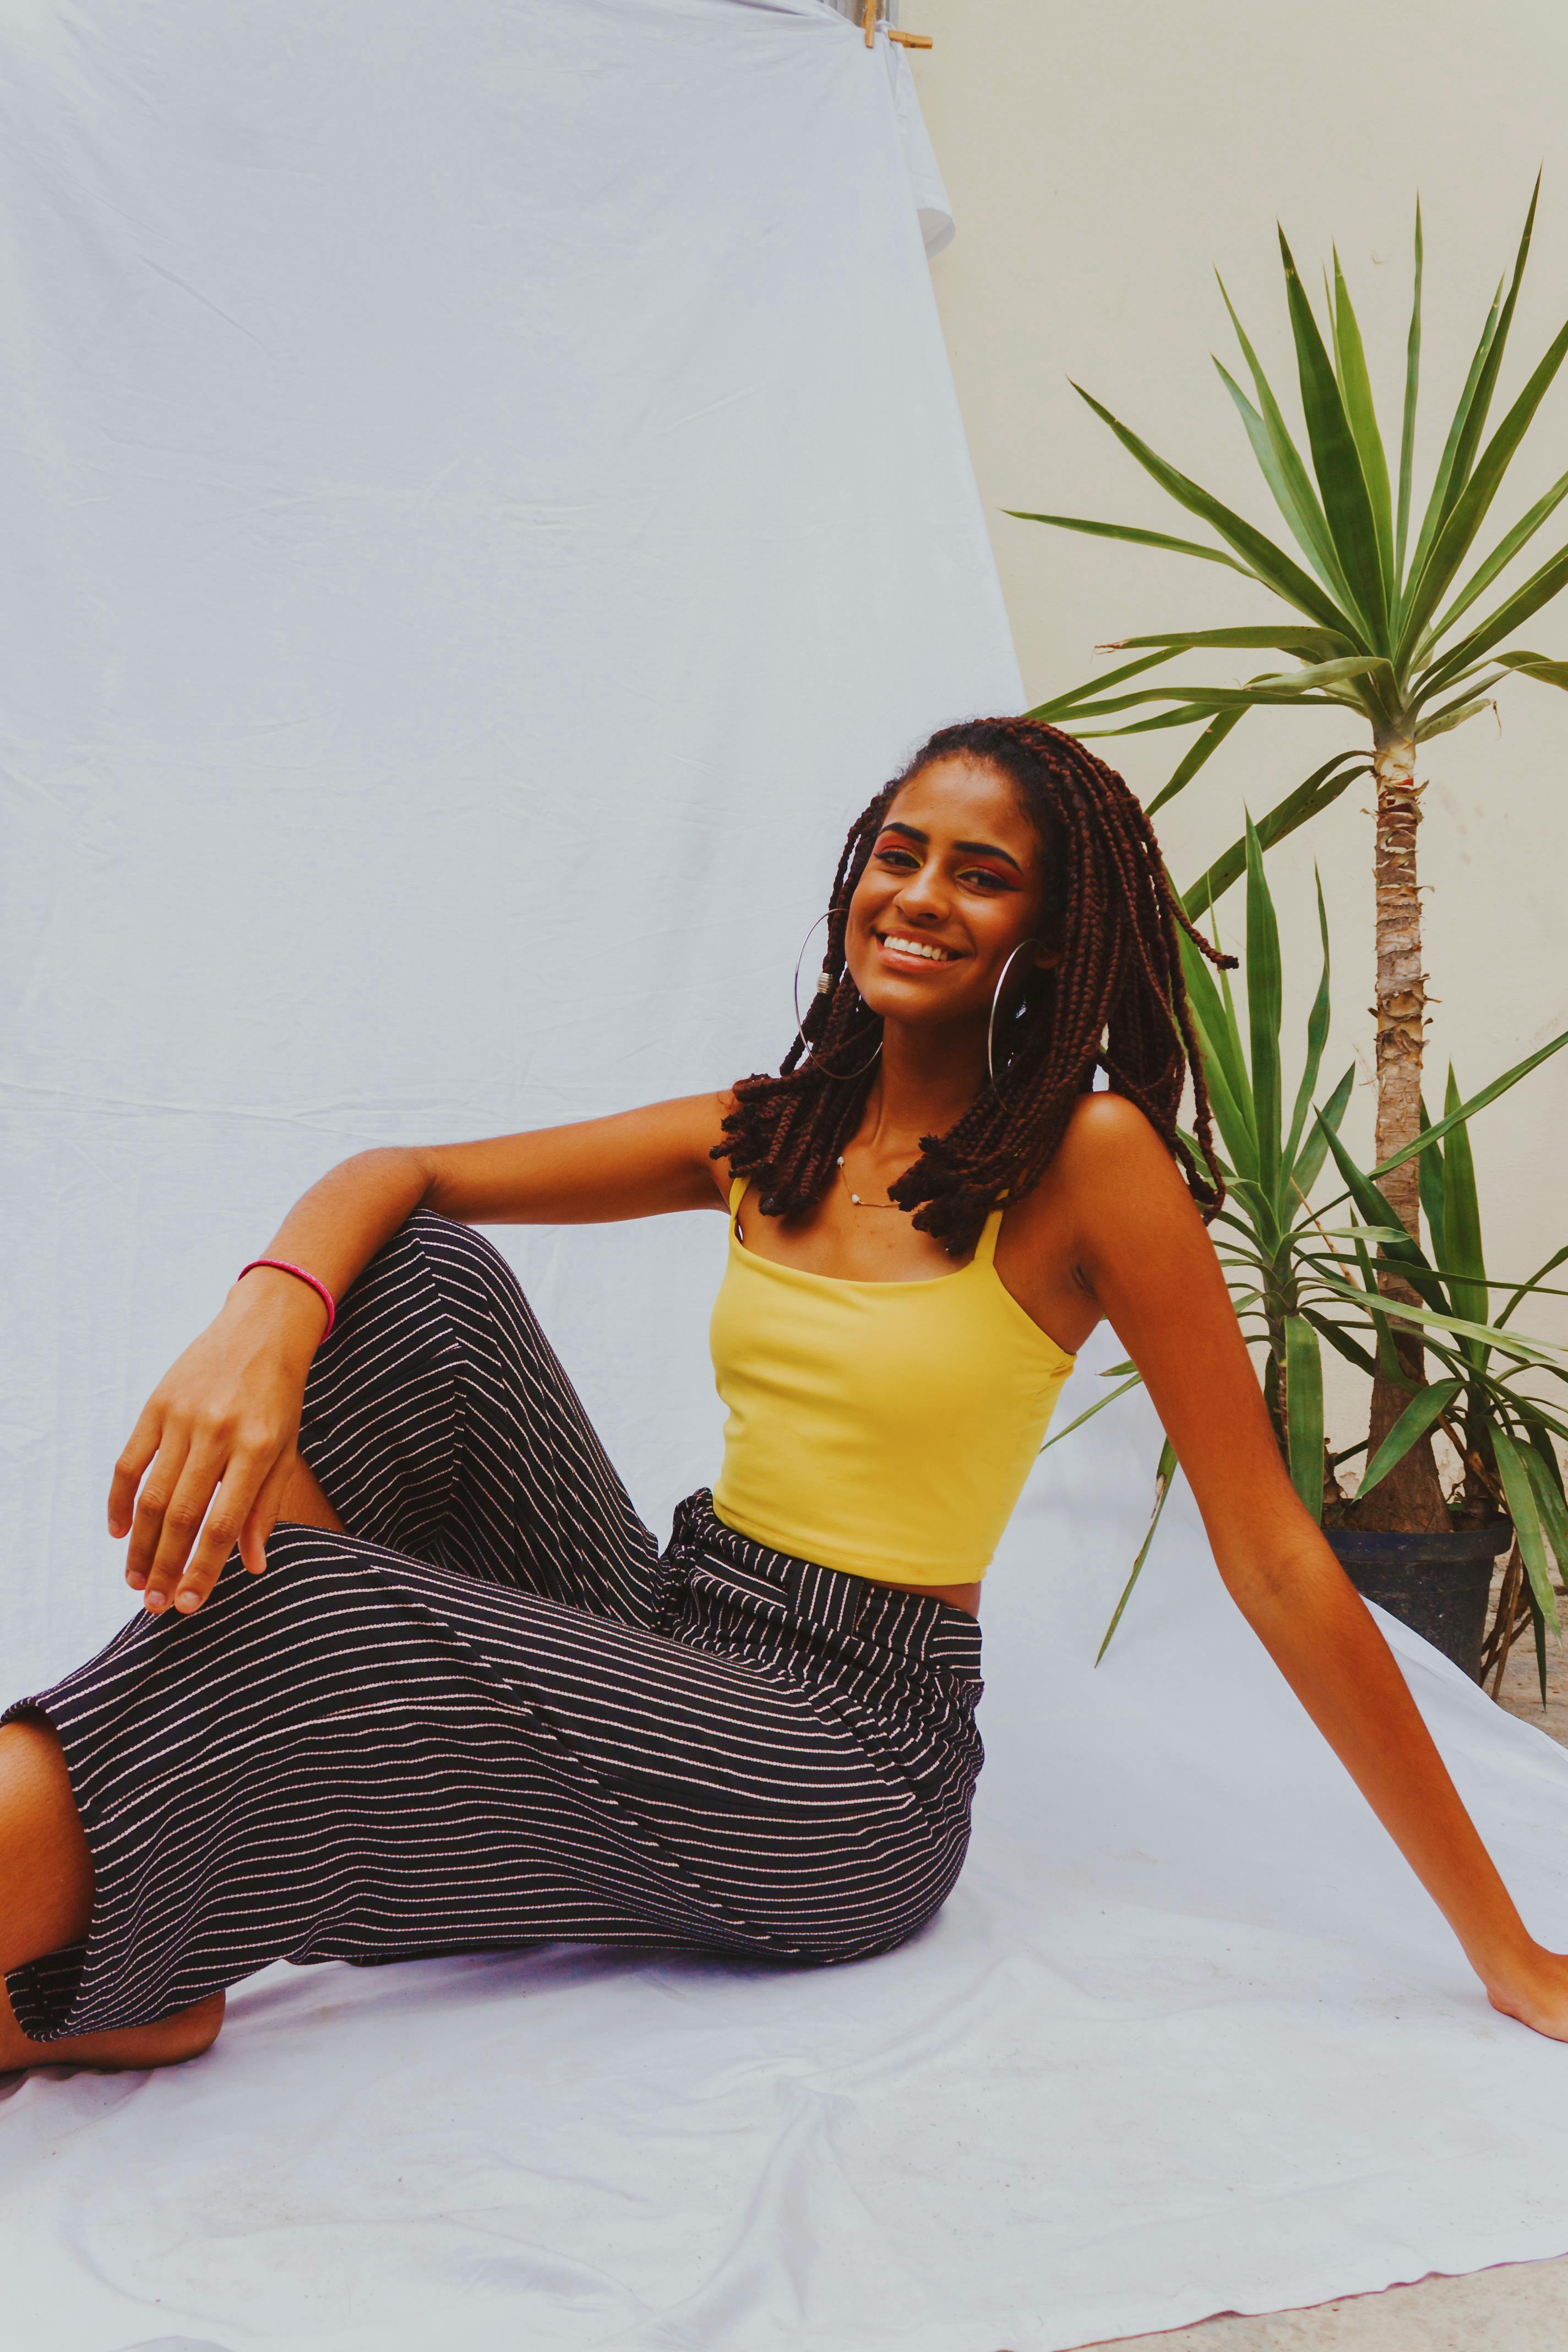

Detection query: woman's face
xmin=842 ymin=755 xmax=1057 ymax=1031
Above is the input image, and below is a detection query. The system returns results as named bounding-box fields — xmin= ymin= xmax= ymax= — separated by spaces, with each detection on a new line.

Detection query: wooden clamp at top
xmin=862 ymin=1 xmax=933 ymax=48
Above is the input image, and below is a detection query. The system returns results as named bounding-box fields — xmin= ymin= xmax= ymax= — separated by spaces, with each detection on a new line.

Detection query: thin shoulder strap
xmin=728 ymin=1173 xmax=748 ymax=1223
xmin=974 ymin=1201 xmax=1006 ymax=1265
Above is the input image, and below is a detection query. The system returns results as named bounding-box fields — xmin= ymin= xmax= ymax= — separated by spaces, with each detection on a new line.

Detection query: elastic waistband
xmin=664 ymin=1489 xmax=982 ymax=1680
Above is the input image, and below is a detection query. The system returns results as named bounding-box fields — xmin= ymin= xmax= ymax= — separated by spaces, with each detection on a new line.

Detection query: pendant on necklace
xmin=836 ymin=1153 xmax=899 ymax=1211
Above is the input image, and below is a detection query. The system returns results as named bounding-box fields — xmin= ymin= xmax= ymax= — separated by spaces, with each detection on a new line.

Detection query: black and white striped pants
xmin=6 ymin=1212 xmax=985 ymax=2040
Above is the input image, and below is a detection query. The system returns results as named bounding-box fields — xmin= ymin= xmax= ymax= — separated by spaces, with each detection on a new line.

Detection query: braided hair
xmin=712 ymin=715 xmax=1235 ymax=1256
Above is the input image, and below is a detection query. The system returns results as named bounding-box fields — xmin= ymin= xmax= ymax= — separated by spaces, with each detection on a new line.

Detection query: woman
xmin=3 ymin=716 xmax=1565 ymax=2073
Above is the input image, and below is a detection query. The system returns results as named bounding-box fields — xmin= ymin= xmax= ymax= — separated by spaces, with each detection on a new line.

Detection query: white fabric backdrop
xmin=3 ymin=6 xmax=1567 ymax=2349
xmin=0 ymin=0 xmax=1000 ymax=1695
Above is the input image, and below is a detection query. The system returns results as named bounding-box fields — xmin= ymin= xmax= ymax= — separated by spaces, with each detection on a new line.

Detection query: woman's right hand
xmin=107 ymin=1270 xmax=331 ymax=1618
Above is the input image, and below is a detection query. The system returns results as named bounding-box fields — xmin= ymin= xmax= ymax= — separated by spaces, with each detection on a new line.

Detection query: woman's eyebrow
xmin=879 ymin=820 xmax=1023 ymax=874
xmin=954 ymin=837 xmax=1022 ymax=872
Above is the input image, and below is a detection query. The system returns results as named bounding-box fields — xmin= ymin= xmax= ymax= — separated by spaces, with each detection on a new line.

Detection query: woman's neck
xmin=854 ymin=1019 xmax=987 ymax=1159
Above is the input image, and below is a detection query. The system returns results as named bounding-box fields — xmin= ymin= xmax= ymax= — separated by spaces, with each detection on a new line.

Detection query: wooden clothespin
xmin=862 ymin=1 xmax=933 ymax=51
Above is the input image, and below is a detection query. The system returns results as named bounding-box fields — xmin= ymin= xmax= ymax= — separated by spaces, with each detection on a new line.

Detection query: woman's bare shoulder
xmin=1054 ymin=1090 xmax=1179 ymax=1187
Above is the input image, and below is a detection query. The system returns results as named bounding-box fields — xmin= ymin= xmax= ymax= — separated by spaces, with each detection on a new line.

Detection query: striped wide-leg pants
xmin=5 ymin=1212 xmax=985 ymax=2040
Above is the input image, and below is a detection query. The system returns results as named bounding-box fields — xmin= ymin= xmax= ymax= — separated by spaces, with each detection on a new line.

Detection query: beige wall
xmin=908 ymin=0 xmax=1568 ymax=1436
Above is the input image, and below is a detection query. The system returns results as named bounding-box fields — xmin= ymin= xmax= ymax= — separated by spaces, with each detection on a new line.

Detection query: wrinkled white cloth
xmin=6 ymin=1376 xmax=1568 ymax=2352
xmin=3 ymin=6 xmax=1567 ymax=2350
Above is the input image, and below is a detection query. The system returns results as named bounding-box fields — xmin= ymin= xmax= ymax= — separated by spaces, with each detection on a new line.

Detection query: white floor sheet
xmin=3 ymin=6 xmax=1567 ymax=2348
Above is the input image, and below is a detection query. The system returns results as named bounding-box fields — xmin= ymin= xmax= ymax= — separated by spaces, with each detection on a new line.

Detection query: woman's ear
xmin=1031 ymin=937 xmax=1062 ymax=972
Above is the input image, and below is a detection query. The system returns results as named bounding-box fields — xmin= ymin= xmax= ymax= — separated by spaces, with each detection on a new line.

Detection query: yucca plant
xmin=1061 ymin=823 xmax=1568 ymax=1683
xmin=1312 ymin=1070 xmax=1568 ymax=1699
xmin=1016 ymin=183 xmax=1568 ymax=1532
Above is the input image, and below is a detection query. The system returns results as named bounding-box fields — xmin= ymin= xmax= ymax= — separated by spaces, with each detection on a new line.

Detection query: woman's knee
xmin=0 ymin=1717 xmax=93 ymax=1969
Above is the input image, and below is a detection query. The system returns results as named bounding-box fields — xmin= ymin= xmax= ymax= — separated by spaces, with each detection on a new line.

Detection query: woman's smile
xmin=874 ymin=929 xmax=966 ymax=971
xmin=845 ymin=756 xmax=1052 ymax=1022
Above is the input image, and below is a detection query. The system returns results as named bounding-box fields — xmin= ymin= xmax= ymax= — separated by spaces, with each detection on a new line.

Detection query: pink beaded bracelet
xmin=237 ymin=1257 xmax=337 ymax=1338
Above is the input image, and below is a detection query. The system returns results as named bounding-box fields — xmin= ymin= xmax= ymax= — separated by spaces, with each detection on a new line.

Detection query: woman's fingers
xmin=123 ymin=1428 xmax=194 ymax=1592
xmin=236 ymin=1451 xmax=295 ymax=1581
xmin=169 ymin=1488 xmax=252 ymax=1613
xmin=170 ymin=1441 xmax=284 ymax=1609
xmin=136 ymin=1436 xmax=233 ymax=1614
xmin=108 ymin=1403 xmax=164 ymax=1542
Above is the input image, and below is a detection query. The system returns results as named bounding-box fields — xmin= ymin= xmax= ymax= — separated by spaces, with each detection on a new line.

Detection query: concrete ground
xmin=1080 ymin=1593 xmax=1568 ymax=2351
xmin=1080 ymin=2260 xmax=1568 ymax=2350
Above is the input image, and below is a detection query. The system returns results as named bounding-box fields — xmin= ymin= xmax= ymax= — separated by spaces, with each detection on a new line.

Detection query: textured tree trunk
xmin=1358 ymin=730 xmax=1449 ymax=1533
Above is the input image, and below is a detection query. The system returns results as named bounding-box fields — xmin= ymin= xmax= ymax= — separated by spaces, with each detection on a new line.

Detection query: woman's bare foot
xmin=0 ymin=1984 xmax=224 ymax=2073
xmin=1 ymin=1717 xmax=224 ymax=2073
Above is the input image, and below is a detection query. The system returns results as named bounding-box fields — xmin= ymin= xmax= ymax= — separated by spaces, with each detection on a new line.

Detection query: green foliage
xmin=1014 ymin=184 xmax=1568 ymax=905
xmin=1078 ymin=846 xmax=1568 ymax=1672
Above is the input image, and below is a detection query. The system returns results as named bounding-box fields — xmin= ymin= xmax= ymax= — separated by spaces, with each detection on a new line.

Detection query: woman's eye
xmin=960 ymin=868 xmax=1010 ymax=892
xmin=876 ymin=848 xmax=919 ymax=870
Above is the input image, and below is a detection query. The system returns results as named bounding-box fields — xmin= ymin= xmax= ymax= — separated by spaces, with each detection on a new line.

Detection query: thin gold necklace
xmin=835 ymin=1153 xmax=903 ymax=1211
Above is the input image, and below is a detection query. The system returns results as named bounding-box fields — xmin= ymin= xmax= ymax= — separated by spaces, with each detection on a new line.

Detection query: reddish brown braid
xmin=713 ymin=715 xmax=1237 ymax=1255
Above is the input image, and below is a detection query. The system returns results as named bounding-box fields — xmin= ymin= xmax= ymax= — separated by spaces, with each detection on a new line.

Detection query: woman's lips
xmin=875 ymin=930 xmax=963 ymax=972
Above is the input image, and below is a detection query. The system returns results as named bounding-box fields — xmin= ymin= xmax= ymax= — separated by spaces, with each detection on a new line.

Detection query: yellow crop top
xmin=709 ymin=1176 xmax=1077 ymax=1587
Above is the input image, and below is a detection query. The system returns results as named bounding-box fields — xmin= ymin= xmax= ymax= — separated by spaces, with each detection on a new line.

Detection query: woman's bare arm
xmin=1059 ymin=1092 xmax=1568 ymax=2041
xmin=108 ymin=1093 xmax=732 ymax=1621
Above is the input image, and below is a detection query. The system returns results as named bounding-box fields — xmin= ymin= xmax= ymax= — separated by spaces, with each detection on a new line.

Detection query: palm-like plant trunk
xmin=1359 ymin=729 xmax=1449 ymax=1532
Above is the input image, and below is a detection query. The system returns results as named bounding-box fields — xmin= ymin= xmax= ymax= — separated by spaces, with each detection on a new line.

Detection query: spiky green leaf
xmin=1278 ymin=230 xmax=1389 ymax=644
xmin=1212 ymin=343 xmax=1355 ymax=605
xmin=1423 ymin=469 xmax=1568 ymax=649
xmin=1244 ymin=816 xmax=1283 ymax=1198
xmin=1283 ymin=1315 xmax=1325 ymax=1519
xmin=1038 ymin=1372 xmax=1144 ymax=1451
xmin=1070 ymin=383 xmax=1364 ymax=634
xmin=1522 ymin=1433 xmax=1568 ymax=1581
xmin=1283 ymin=870 xmax=1332 ymax=1173
xmin=1026 ymin=645 xmax=1188 ymax=723
xmin=1493 ymin=1423 xmax=1562 ymax=1637
xmin=1331 ymin=249 xmax=1396 ymax=594
xmin=1395 ymin=203 xmax=1423 ymax=586
xmin=1422 ymin=542 xmax=1568 ymax=693
xmin=1417 ymin=1098 xmax=1446 ymax=1271
xmin=1355 ymin=1380 xmax=1464 ymax=1501
xmin=1097 ymin=1437 xmax=1179 ymax=1663
xmin=1403 ymin=181 xmax=1538 ymax=605
xmin=1493 ymin=650 xmax=1568 ymax=691
xmin=1114 ymin=625 xmax=1358 ymax=658
xmin=1182 ymin=754 xmax=1367 ymax=918
xmin=1415 ymin=691 xmax=1496 ymax=744
xmin=1370 ymin=1026 xmax=1568 ymax=1178
xmin=1290 ymin=1061 xmax=1355 ymax=1201
xmin=1179 ymin=930 xmax=1258 ymax=1177
xmin=1004 ymin=510 xmax=1254 ymax=574
xmin=1146 ymin=709 xmax=1245 ymax=816
xmin=1439 ymin=1067 xmax=1489 ymax=1362
xmin=1399 ymin=310 xmax=1568 ymax=661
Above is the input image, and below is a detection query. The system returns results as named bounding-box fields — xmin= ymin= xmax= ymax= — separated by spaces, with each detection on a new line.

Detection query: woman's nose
xmin=895 ymin=870 xmax=948 ymax=922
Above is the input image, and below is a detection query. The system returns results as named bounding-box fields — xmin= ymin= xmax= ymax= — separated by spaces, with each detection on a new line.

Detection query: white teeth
xmin=884 ymin=934 xmax=955 ymax=962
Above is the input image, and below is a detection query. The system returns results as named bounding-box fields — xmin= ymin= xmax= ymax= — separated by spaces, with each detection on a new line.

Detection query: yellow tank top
xmin=709 ymin=1175 xmax=1076 ymax=1587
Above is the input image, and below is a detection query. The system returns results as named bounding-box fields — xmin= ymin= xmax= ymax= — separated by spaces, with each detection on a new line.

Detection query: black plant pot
xmin=1325 ymin=1523 xmax=1511 ymax=1683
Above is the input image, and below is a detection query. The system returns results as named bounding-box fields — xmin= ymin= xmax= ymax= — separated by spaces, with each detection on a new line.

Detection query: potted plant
xmin=1009 ymin=186 xmax=1568 ymax=1640
xmin=1057 ymin=826 xmax=1568 ymax=1687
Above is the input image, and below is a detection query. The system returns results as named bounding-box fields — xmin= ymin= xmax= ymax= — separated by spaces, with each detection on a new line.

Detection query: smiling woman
xmin=6 ymin=717 xmax=1568 ymax=2078
xmin=717 ymin=715 xmax=1231 ymax=1263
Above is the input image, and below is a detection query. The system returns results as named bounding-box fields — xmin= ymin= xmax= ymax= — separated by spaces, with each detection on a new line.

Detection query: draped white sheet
xmin=3 ymin=6 xmax=1567 ymax=2349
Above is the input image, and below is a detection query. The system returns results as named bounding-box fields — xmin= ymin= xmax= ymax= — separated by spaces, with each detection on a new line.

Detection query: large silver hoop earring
xmin=792 ymin=910 xmax=833 ymax=1036
xmin=812 ymin=1033 xmax=883 ymax=1081
xmin=987 ymin=941 xmax=1037 ymax=1101
xmin=791 ymin=908 xmax=882 ymax=1080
